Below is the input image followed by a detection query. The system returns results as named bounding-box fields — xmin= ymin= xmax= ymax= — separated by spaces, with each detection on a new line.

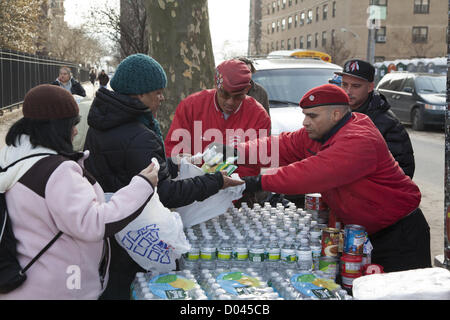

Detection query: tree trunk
xmin=145 ymin=0 xmax=216 ymax=137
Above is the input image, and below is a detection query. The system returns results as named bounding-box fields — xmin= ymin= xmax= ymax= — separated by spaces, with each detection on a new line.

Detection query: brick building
xmin=248 ymin=0 xmax=447 ymax=65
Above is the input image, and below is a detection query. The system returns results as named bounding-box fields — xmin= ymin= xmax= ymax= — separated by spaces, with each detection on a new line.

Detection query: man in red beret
xmin=238 ymin=84 xmax=431 ymax=273
xmin=164 ymin=59 xmax=271 ymax=180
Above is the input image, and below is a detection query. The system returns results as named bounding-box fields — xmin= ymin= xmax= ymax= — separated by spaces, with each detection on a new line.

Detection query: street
xmin=407 ymin=127 xmax=445 ymax=263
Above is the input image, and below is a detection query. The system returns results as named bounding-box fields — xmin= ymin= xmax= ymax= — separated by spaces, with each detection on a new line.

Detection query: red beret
xmin=299 ymin=84 xmax=350 ymax=109
xmin=215 ymin=59 xmax=251 ymax=93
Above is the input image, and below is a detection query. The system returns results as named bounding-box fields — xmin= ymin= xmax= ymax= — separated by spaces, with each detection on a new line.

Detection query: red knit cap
xmin=23 ymin=84 xmax=79 ymax=120
xmin=300 ymin=84 xmax=350 ymax=109
xmin=215 ymin=59 xmax=251 ymax=93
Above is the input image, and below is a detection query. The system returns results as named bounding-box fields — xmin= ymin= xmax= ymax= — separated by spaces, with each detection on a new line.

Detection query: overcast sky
xmin=64 ymin=0 xmax=250 ymax=65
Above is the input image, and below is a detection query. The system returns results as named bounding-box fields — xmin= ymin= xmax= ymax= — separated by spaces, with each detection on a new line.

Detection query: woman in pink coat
xmin=0 ymin=85 xmax=158 ymax=300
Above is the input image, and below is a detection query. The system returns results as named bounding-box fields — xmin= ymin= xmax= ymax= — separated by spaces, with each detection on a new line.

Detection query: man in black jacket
xmin=52 ymin=66 xmax=86 ymax=97
xmin=337 ymin=59 xmax=415 ymax=178
xmin=83 ymin=54 xmax=243 ymax=300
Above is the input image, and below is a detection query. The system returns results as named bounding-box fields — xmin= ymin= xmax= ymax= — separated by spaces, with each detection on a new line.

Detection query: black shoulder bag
xmin=0 ymin=153 xmax=63 ymax=294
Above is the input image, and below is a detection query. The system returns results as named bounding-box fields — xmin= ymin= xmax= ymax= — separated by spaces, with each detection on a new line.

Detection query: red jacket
xmin=237 ymin=112 xmax=421 ymax=234
xmin=165 ymin=89 xmax=271 ymax=177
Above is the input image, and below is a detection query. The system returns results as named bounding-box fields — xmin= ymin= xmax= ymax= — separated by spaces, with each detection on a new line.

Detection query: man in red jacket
xmin=165 ymin=59 xmax=271 ymax=178
xmin=239 ymin=84 xmax=431 ymax=273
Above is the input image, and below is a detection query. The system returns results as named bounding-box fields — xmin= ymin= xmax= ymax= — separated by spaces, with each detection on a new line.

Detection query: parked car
xmin=250 ymin=56 xmax=342 ymax=135
xmin=376 ymin=72 xmax=446 ymax=130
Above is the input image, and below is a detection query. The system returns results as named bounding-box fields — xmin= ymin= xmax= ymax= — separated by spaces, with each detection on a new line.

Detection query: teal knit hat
xmin=110 ymin=54 xmax=167 ymax=95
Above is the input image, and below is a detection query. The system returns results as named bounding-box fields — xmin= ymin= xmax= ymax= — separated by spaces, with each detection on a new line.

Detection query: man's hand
xmin=242 ymin=175 xmax=263 ymax=193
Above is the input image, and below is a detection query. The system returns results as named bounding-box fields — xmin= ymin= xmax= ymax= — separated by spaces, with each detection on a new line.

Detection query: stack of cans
xmin=340 ymin=225 xmax=366 ymax=290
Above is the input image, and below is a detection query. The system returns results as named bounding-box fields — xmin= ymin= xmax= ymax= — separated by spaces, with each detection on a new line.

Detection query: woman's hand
xmin=221 ymin=171 xmax=245 ymax=189
xmin=139 ymin=162 xmax=159 ymax=187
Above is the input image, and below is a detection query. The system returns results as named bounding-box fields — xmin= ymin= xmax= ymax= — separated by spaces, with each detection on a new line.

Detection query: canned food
xmin=319 ymin=256 xmax=339 ymax=279
xmin=341 ymin=271 xmax=362 ymax=289
xmin=305 ymin=193 xmax=328 ymax=211
xmin=321 ymin=228 xmax=340 ymax=257
xmin=343 ymin=225 xmax=366 ymax=255
xmin=340 ymin=254 xmax=362 ymax=274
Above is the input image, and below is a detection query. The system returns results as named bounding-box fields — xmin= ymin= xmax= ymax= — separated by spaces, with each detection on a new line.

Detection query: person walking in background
xmin=52 ymin=66 xmax=86 ymax=97
xmin=0 ymin=84 xmax=159 ymax=300
xmin=89 ymin=68 xmax=97 ymax=87
xmin=97 ymin=70 xmax=109 ymax=89
xmin=337 ymin=59 xmax=415 ymax=179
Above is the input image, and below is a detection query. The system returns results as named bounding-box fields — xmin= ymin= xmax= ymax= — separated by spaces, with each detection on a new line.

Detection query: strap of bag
xmin=20 ymin=231 xmax=63 ymax=275
xmin=1 ymin=152 xmax=63 ymax=275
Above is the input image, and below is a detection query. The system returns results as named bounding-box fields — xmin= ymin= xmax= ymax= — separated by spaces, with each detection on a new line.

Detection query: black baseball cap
xmin=335 ymin=59 xmax=375 ymax=82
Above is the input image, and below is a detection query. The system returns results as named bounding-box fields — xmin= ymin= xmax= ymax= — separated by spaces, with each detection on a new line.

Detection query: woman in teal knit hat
xmin=83 ymin=54 xmax=243 ymax=300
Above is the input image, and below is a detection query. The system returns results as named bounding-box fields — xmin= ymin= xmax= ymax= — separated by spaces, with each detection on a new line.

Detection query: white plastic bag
xmin=107 ymin=190 xmax=191 ymax=272
xmin=175 ymin=159 xmax=245 ymax=227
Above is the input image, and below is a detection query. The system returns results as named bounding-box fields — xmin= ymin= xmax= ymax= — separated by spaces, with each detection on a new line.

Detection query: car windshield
xmin=415 ymin=76 xmax=446 ymax=94
xmin=252 ymin=68 xmax=338 ymax=107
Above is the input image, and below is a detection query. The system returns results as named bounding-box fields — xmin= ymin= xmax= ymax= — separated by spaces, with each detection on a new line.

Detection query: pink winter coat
xmin=0 ymin=139 xmax=154 ymax=300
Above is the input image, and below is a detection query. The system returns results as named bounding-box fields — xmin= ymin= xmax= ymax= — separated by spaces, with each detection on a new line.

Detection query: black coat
xmin=83 ymin=87 xmax=224 ymax=299
xmin=355 ymin=91 xmax=415 ymax=179
xmin=52 ymin=78 xmax=86 ymax=97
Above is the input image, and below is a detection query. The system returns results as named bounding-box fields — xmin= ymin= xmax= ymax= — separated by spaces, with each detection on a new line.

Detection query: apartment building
xmin=248 ymin=0 xmax=447 ymax=65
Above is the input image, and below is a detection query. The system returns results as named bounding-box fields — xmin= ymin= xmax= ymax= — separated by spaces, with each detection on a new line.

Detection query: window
xmin=307 ymin=10 xmax=313 ymax=24
xmin=267 ymin=24 xmax=270 ymax=35
xmin=289 ymin=0 xmax=292 ymax=6
xmin=288 ymin=38 xmax=292 ymax=50
xmin=294 ymin=37 xmax=297 ymax=48
xmin=412 ymin=26 xmax=428 ymax=43
xmin=282 ymin=0 xmax=286 ymax=9
xmin=267 ymin=5 xmax=271 ymax=15
xmin=315 ymin=33 xmax=319 ymax=48
xmin=331 ymin=29 xmax=336 ymax=45
xmin=295 ymin=14 xmax=298 ymax=27
xmin=276 ymin=41 xmax=279 ymax=50
xmin=375 ymin=27 xmax=386 ymax=43
xmin=272 ymin=2 xmax=276 ymax=13
xmin=277 ymin=20 xmax=280 ymax=32
xmin=414 ymin=0 xmax=429 ymax=13
xmin=300 ymin=36 xmax=304 ymax=49
xmin=282 ymin=18 xmax=286 ymax=31
xmin=323 ymin=4 xmax=328 ymax=20
xmin=322 ymin=31 xmax=327 ymax=47
xmin=281 ymin=40 xmax=285 ymax=49
xmin=370 ymin=0 xmax=387 ymax=5
xmin=288 ymin=16 xmax=293 ymax=29
xmin=307 ymin=34 xmax=312 ymax=48
xmin=300 ymin=12 xmax=305 ymax=25
xmin=374 ymin=56 xmax=385 ymax=63
xmin=272 ymin=22 xmax=276 ymax=33
xmin=316 ymin=7 xmax=320 ymax=21
xmin=332 ymin=1 xmax=336 ymax=17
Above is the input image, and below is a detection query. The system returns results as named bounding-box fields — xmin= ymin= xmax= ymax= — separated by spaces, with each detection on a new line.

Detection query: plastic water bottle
xmin=280 ymin=237 xmax=297 ymax=270
xmin=181 ymin=236 xmax=200 ymax=274
xmin=200 ymin=235 xmax=216 ymax=270
xmin=216 ymin=235 xmax=233 ymax=269
xmin=297 ymin=238 xmax=313 ymax=271
xmin=248 ymin=236 xmax=265 ymax=273
xmin=310 ymin=235 xmax=322 ymax=271
xmin=265 ymin=235 xmax=281 ymax=273
xmin=232 ymin=235 xmax=248 ymax=269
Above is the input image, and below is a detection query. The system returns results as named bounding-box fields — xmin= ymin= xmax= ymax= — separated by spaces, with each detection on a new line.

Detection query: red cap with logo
xmin=299 ymin=84 xmax=350 ymax=109
xmin=215 ymin=59 xmax=252 ymax=93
